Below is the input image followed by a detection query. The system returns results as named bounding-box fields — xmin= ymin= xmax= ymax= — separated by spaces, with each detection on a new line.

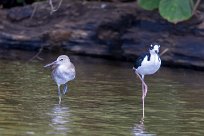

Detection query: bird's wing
xmin=64 ymin=63 xmax=76 ymax=80
xmin=134 ymin=52 xmax=150 ymax=69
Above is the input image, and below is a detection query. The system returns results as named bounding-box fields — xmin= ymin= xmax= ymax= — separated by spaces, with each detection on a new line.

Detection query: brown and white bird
xmin=44 ymin=55 xmax=75 ymax=104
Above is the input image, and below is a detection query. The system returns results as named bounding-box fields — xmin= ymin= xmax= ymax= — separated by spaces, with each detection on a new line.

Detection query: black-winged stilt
xmin=133 ymin=43 xmax=161 ymax=119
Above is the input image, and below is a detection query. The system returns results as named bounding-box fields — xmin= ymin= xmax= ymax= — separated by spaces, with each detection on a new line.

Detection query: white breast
xmin=136 ymin=54 xmax=161 ymax=75
xmin=52 ymin=64 xmax=75 ymax=85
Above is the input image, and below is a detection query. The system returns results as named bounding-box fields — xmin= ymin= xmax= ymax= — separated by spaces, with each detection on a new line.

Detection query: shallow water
xmin=0 ymin=54 xmax=204 ymax=136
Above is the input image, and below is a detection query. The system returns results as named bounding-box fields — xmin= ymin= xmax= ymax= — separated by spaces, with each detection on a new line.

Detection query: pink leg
xmin=135 ymin=72 xmax=148 ymax=99
xmin=142 ymin=82 xmax=148 ymax=99
xmin=142 ymin=83 xmax=145 ymax=119
xmin=135 ymin=72 xmax=148 ymax=119
xmin=142 ymin=83 xmax=145 ymax=98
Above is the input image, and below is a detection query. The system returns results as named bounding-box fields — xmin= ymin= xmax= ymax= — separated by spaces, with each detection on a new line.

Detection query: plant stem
xmin=193 ymin=0 xmax=201 ymax=15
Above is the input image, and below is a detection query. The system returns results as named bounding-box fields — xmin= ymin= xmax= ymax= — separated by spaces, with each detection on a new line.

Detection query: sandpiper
xmin=44 ymin=55 xmax=76 ymax=104
xmin=133 ymin=43 xmax=161 ymax=119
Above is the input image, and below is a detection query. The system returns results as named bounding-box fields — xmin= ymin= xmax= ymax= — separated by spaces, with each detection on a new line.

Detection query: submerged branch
xmin=160 ymin=48 xmax=169 ymax=56
xmin=29 ymin=45 xmax=44 ymax=61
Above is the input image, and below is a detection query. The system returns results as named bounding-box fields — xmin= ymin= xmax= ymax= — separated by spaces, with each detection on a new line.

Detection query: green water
xmin=0 ymin=55 xmax=204 ymax=136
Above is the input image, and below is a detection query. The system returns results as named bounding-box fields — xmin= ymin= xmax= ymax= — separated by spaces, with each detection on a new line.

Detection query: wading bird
xmin=133 ymin=43 xmax=161 ymax=119
xmin=44 ymin=55 xmax=75 ymax=104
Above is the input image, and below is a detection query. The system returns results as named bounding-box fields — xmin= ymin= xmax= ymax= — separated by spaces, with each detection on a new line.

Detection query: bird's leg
xmin=63 ymin=84 xmax=68 ymax=94
xmin=135 ymin=72 xmax=148 ymax=119
xmin=141 ymin=76 xmax=148 ymax=99
xmin=58 ymin=85 xmax=62 ymax=104
xmin=141 ymin=76 xmax=148 ymax=119
xmin=142 ymin=82 xmax=145 ymax=98
xmin=142 ymin=79 xmax=145 ymax=119
xmin=135 ymin=72 xmax=147 ymax=98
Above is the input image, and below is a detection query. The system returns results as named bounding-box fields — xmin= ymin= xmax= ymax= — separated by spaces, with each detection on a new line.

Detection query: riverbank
xmin=0 ymin=0 xmax=204 ymax=70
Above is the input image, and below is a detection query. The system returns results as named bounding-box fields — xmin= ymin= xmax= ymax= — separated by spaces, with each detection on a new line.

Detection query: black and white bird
xmin=133 ymin=43 xmax=161 ymax=119
xmin=44 ymin=55 xmax=76 ymax=104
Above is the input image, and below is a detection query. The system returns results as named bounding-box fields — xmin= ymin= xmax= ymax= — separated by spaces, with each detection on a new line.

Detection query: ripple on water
xmin=0 ymin=57 xmax=204 ymax=136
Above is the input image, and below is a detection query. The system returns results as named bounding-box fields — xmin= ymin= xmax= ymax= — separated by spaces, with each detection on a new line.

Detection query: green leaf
xmin=138 ymin=0 xmax=161 ymax=10
xmin=159 ymin=0 xmax=193 ymax=24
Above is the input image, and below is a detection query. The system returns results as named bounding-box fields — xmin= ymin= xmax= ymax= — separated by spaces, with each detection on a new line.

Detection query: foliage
xmin=138 ymin=0 xmax=195 ymax=24
xmin=137 ymin=0 xmax=160 ymax=10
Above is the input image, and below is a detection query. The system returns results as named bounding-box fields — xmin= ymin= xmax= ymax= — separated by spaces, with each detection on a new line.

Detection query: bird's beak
xmin=44 ymin=60 xmax=57 ymax=68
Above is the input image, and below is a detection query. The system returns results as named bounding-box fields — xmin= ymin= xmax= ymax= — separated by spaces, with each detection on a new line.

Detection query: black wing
xmin=133 ymin=52 xmax=150 ymax=69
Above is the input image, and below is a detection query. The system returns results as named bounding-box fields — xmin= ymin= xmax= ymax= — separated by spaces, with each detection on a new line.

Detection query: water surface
xmin=0 ymin=54 xmax=204 ymax=136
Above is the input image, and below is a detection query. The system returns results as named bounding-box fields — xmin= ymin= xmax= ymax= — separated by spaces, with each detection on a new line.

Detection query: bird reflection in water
xmin=132 ymin=118 xmax=156 ymax=136
xmin=47 ymin=104 xmax=71 ymax=135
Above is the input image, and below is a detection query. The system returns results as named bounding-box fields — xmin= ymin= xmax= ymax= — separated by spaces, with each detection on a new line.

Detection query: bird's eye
xmin=60 ymin=59 xmax=63 ymax=61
